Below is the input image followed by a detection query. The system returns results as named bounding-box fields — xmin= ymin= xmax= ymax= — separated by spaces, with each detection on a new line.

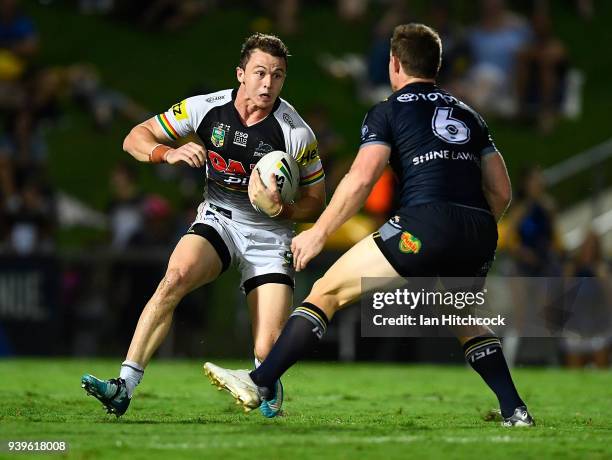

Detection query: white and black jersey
xmin=156 ymin=88 xmax=324 ymax=226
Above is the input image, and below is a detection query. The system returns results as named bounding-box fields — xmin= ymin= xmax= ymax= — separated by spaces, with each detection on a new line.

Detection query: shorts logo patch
xmin=399 ymin=231 xmax=421 ymax=254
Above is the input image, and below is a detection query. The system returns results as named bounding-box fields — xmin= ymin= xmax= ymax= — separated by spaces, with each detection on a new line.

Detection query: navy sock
xmin=463 ymin=336 xmax=525 ymax=418
xmin=250 ymin=302 xmax=329 ymax=389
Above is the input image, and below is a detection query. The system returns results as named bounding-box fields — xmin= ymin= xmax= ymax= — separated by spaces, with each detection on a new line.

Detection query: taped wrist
xmin=150 ymin=144 xmax=171 ymax=163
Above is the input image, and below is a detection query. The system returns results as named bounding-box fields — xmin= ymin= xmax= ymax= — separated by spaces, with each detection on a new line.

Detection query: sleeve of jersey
xmin=155 ymin=96 xmax=204 ymax=140
xmin=359 ymin=102 xmax=392 ymax=148
xmin=294 ymin=129 xmax=325 ymax=187
xmin=479 ymin=117 xmax=498 ymax=156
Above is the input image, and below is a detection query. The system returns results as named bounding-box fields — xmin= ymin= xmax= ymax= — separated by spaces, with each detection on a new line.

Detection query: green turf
xmin=0 ymin=359 xmax=611 ymax=459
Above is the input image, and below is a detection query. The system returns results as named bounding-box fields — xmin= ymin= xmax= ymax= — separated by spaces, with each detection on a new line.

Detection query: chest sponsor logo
xmin=254 ymin=140 xmax=274 ymax=157
xmin=211 ymin=123 xmax=230 ymax=148
xmin=171 ymin=100 xmax=188 ymax=120
xmin=233 ymin=130 xmax=248 ymax=147
xmin=282 ymin=113 xmax=295 ymax=129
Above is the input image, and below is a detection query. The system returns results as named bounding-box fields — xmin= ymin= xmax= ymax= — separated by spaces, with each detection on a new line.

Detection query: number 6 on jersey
xmin=432 ymin=107 xmax=470 ymax=144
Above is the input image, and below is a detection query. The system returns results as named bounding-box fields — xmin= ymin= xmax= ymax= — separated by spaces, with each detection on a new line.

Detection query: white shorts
xmin=187 ymin=201 xmax=295 ymax=294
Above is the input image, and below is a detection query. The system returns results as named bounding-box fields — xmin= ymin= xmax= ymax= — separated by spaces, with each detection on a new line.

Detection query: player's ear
xmin=391 ymin=54 xmax=401 ymax=75
xmin=236 ymin=66 xmax=245 ymax=84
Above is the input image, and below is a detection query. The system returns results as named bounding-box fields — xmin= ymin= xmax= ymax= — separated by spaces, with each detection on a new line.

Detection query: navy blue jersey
xmin=360 ymin=82 xmax=497 ymax=212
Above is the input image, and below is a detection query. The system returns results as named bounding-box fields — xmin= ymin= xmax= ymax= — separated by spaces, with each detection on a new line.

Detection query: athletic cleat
xmin=259 ymin=379 xmax=283 ymax=418
xmin=502 ymin=406 xmax=535 ymax=427
xmin=203 ymin=362 xmax=261 ymax=412
xmin=81 ymin=374 xmax=130 ymax=417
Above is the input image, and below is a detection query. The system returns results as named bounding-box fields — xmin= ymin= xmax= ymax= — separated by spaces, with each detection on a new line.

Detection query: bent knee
xmin=310 ymin=277 xmax=345 ymax=310
xmin=157 ymin=267 xmax=192 ymax=299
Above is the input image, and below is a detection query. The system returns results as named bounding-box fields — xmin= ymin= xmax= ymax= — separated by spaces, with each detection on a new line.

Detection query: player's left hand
xmin=291 ymin=226 xmax=326 ymax=271
xmin=249 ymin=168 xmax=283 ymax=217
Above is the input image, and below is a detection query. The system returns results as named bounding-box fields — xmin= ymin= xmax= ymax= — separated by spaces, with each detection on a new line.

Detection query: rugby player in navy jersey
xmin=81 ymin=33 xmax=326 ymax=418
xmin=205 ymin=24 xmax=534 ymax=427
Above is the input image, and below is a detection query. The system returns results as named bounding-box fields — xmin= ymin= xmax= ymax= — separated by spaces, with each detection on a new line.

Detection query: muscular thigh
xmin=308 ymin=235 xmax=400 ymax=317
xmin=165 ymin=234 xmax=224 ymax=293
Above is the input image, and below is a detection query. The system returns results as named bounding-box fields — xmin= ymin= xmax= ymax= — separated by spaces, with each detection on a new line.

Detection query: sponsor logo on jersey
xmin=397 ymin=92 xmax=458 ymax=104
xmin=233 ymin=130 xmax=248 ymax=147
xmin=171 ymin=100 xmax=188 ymax=120
xmin=361 ymin=124 xmax=369 ymax=137
xmin=296 ymin=141 xmax=319 ymax=166
xmin=254 ymin=140 xmax=274 ymax=157
xmin=399 ymin=232 xmax=421 ymax=254
xmin=412 ymin=150 xmax=480 ymax=166
xmin=206 ymin=95 xmax=225 ymax=103
xmin=208 ymin=150 xmax=248 ymax=175
xmin=282 ymin=113 xmax=295 ymax=129
xmin=211 ymin=123 xmax=230 ymax=148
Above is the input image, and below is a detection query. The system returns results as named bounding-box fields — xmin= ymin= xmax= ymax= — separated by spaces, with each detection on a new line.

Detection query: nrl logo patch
xmin=399 ymin=231 xmax=421 ymax=254
xmin=211 ymin=123 xmax=230 ymax=148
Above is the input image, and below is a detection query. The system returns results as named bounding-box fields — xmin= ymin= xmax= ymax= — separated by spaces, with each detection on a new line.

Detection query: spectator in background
xmin=111 ymin=0 xmax=210 ymax=32
xmin=64 ymin=63 xmax=150 ymax=131
xmin=456 ymin=0 xmax=532 ymax=117
xmin=427 ymin=0 xmax=470 ymax=89
xmin=503 ymin=165 xmax=563 ymax=365
xmin=129 ymin=194 xmax=174 ymax=249
xmin=561 ymin=231 xmax=611 ymax=368
xmin=0 ymin=0 xmax=39 ymax=197
xmin=507 ymin=165 xmax=563 ymax=277
xmin=516 ymin=4 xmax=568 ymax=134
xmin=304 ymin=105 xmax=346 ymax=196
xmin=0 ymin=0 xmax=38 ymax=99
xmin=107 ymin=162 xmax=144 ymax=250
xmin=3 ymin=171 xmax=55 ymax=255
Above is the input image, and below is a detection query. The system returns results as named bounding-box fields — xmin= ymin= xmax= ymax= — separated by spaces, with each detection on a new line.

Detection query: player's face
xmin=237 ymin=50 xmax=286 ymax=109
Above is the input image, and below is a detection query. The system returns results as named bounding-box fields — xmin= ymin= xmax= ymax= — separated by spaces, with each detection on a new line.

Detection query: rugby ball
xmin=254 ymin=150 xmax=300 ymax=203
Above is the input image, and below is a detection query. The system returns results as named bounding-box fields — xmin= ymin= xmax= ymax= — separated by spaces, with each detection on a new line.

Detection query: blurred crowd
xmin=0 ymin=0 xmax=609 ymax=365
xmin=321 ymin=0 xmax=589 ymax=135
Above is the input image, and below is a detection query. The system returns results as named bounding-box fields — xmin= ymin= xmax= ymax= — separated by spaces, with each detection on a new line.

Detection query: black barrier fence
xmin=0 ymin=253 xmax=590 ymax=364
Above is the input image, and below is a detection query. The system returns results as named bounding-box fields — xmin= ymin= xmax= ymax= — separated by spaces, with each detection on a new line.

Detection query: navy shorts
xmin=373 ymin=203 xmax=497 ymax=278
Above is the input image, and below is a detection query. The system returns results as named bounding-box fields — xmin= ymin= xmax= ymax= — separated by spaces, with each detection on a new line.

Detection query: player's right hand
xmin=164 ymin=142 xmax=206 ymax=167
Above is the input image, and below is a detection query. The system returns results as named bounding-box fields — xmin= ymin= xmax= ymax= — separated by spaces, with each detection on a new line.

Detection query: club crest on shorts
xmin=399 ymin=231 xmax=421 ymax=254
xmin=211 ymin=123 xmax=229 ymax=148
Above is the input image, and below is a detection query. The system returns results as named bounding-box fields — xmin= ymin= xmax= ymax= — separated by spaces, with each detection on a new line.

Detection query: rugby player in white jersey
xmin=81 ymin=33 xmax=326 ymax=418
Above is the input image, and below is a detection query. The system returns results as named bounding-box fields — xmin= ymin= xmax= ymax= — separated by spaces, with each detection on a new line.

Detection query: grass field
xmin=1 ymin=359 xmax=611 ymax=459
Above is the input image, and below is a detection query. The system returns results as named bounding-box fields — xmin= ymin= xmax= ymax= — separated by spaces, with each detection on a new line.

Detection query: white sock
xmin=119 ymin=360 xmax=144 ymax=398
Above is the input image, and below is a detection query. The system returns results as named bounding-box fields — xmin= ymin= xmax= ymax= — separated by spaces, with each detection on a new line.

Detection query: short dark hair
xmin=391 ymin=23 xmax=442 ymax=79
xmin=239 ymin=33 xmax=290 ymax=69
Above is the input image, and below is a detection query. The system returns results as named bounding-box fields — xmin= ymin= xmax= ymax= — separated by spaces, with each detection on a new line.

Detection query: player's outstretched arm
xmin=481 ymin=151 xmax=512 ymax=222
xmin=123 ymin=117 xmax=206 ymax=167
xmin=292 ymin=143 xmax=390 ymax=271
